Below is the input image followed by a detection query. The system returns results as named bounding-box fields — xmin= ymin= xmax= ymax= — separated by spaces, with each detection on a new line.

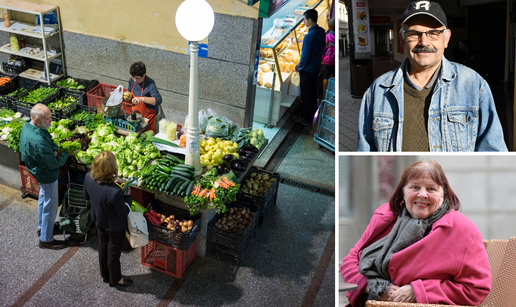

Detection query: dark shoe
xmin=103 ymin=278 xmax=109 ymax=283
xmin=39 ymin=239 xmax=68 ymax=250
xmin=292 ymin=116 xmax=309 ymax=126
xmin=110 ymin=278 xmax=133 ymax=287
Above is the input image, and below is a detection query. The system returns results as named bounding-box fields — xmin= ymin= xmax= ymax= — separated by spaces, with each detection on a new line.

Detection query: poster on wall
xmin=352 ymin=0 xmax=371 ymax=60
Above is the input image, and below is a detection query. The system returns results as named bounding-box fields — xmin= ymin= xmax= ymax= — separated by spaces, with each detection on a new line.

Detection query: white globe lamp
xmin=175 ymin=0 xmax=215 ymax=177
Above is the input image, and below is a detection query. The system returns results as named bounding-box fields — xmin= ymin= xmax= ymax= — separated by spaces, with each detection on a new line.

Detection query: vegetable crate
xmin=207 ymin=200 xmax=259 ymax=250
xmin=141 ymin=238 xmax=196 ymax=279
xmin=49 ymin=90 xmax=84 ymax=118
xmin=2 ymin=59 xmax=31 ymax=75
xmin=325 ymin=77 xmax=335 ymax=103
xmin=54 ymin=76 xmax=99 ymax=96
xmin=130 ymin=187 xmax=155 ymax=209
xmin=86 ymin=83 xmax=131 ymax=114
xmin=15 ymin=103 xmax=60 ymax=122
xmin=11 ymin=83 xmax=62 ymax=110
xmin=237 ymin=167 xmax=280 ymax=227
xmin=207 ymin=228 xmax=256 ymax=266
xmin=313 ymin=99 xmax=335 ymax=152
xmin=66 ymin=104 xmax=97 ymax=127
xmin=147 ymin=199 xmax=201 ymax=250
xmin=19 ymin=163 xmax=40 ymax=196
xmin=0 ymin=76 xmax=26 ymax=110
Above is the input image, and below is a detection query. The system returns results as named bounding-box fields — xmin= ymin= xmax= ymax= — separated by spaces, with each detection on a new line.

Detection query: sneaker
xmin=39 ymin=239 xmax=68 ymax=250
xmin=292 ymin=116 xmax=309 ymax=126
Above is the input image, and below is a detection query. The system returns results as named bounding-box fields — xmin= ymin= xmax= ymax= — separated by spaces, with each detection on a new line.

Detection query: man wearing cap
xmin=356 ymin=1 xmax=507 ymax=152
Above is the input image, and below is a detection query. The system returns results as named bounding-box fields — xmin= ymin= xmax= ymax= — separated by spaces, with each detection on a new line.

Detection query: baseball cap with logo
xmin=401 ymin=1 xmax=447 ymax=28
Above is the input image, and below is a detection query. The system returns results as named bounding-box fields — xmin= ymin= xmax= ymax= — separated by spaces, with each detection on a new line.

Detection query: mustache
xmin=412 ymin=46 xmax=438 ymax=53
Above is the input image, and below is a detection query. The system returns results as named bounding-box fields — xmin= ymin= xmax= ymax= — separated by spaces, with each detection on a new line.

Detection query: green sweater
xmin=401 ymin=80 xmax=435 ymax=151
xmin=19 ymin=120 xmax=69 ymax=184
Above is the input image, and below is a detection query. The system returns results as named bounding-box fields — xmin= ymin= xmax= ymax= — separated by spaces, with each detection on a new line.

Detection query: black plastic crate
xmin=0 ymin=76 xmax=29 ymax=109
xmin=48 ymin=91 xmax=84 ymax=118
xmin=147 ymin=199 xmax=201 ymax=250
xmin=207 ymin=228 xmax=256 ymax=265
xmin=237 ymin=167 xmax=280 ymax=226
xmin=15 ymin=103 xmax=59 ymax=121
xmin=54 ymin=77 xmax=99 ymax=97
xmin=67 ymin=104 xmax=97 ymax=127
xmin=12 ymin=83 xmax=62 ymax=110
xmin=207 ymin=200 xmax=259 ymax=250
xmin=2 ymin=58 xmax=31 ymax=74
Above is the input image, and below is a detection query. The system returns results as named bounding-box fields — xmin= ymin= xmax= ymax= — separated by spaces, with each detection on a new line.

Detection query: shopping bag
xmin=106 ymin=85 xmax=124 ymax=106
xmin=125 ymin=202 xmax=148 ymax=248
xmin=289 ymin=72 xmax=301 ymax=96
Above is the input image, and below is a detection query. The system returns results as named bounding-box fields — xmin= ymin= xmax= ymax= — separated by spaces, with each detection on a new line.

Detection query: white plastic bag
xmin=199 ymin=108 xmax=218 ymax=133
xmin=125 ymin=202 xmax=148 ymax=248
xmin=106 ymin=85 xmax=124 ymax=106
xmin=289 ymin=72 xmax=301 ymax=96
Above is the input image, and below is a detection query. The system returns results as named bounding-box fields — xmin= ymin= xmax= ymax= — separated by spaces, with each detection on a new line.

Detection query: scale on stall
xmin=101 ymin=96 xmax=146 ymax=132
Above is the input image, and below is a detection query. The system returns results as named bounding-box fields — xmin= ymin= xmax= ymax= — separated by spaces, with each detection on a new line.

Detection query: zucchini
xmin=172 ymin=181 xmax=183 ymax=195
xmin=141 ymin=173 xmax=153 ymax=179
xmin=172 ymin=169 xmax=194 ymax=179
xmin=175 ymin=164 xmax=195 ymax=171
xmin=185 ymin=181 xmax=195 ymax=196
xmin=171 ymin=174 xmax=191 ymax=182
xmin=179 ymin=180 xmax=190 ymax=193
xmin=164 ymin=178 xmax=174 ymax=192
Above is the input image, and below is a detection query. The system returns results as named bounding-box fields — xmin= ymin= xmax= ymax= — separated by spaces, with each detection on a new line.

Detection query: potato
xmin=223 ymin=225 xmax=229 ymax=231
xmin=246 ymin=182 xmax=253 ymax=189
xmin=262 ymin=174 xmax=270 ymax=181
xmin=226 ymin=221 xmax=234 ymax=227
xmin=250 ymin=173 xmax=256 ymax=178
xmin=269 ymin=178 xmax=276 ymax=183
xmin=229 ymin=208 xmax=234 ymax=214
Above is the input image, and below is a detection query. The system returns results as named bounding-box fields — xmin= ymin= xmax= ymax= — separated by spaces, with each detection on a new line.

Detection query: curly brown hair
xmin=91 ymin=151 xmax=118 ymax=184
xmin=130 ymin=61 xmax=146 ymax=77
xmin=389 ymin=160 xmax=461 ymax=215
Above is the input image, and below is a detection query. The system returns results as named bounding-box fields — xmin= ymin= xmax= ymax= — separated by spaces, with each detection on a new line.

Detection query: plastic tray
xmin=48 ymin=91 xmax=84 ymax=118
xmin=67 ymin=104 xmax=97 ymax=127
xmin=237 ymin=167 xmax=280 ymax=227
xmin=146 ymin=199 xmax=201 ymax=250
xmin=207 ymin=228 xmax=256 ymax=266
xmin=2 ymin=59 xmax=31 ymax=75
xmin=12 ymin=83 xmax=62 ymax=110
xmin=140 ymin=239 xmax=196 ymax=278
xmin=207 ymin=201 xmax=259 ymax=250
xmin=0 ymin=77 xmax=27 ymax=110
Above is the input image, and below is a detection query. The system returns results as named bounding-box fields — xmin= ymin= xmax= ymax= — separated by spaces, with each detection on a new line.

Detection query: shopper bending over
xmin=127 ymin=61 xmax=162 ymax=133
xmin=19 ymin=103 xmax=69 ymax=250
xmin=322 ymin=18 xmax=335 ymax=95
xmin=341 ymin=160 xmax=491 ymax=306
xmin=83 ymin=151 xmax=133 ymax=288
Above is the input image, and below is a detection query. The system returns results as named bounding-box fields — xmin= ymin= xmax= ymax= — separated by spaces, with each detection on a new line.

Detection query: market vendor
xmin=126 ymin=61 xmax=162 ymax=133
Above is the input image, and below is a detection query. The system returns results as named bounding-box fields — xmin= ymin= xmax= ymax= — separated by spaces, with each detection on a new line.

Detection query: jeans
xmin=38 ymin=180 xmax=59 ymax=242
xmin=300 ymin=70 xmax=319 ymax=122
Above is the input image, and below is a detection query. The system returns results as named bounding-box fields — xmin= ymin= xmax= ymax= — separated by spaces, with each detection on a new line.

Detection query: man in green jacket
xmin=19 ymin=104 xmax=69 ymax=250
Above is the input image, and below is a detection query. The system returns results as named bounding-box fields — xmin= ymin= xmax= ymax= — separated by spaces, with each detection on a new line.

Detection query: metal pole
xmin=185 ymin=41 xmax=202 ymax=177
xmin=267 ymin=66 xmax=276 ymax=127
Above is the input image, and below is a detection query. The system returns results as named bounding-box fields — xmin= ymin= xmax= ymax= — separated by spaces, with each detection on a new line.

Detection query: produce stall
xmin=0 ymin=80 xmax=278 ymax=268
xmin=254 ymin=0 xmax=329 ymax=126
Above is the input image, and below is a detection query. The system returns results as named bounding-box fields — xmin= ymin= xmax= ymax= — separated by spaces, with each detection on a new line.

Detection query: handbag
xmin=289 ymin=72 xmax=301 ymax=96
xmin=125 ymin=202 xmax=149 ymax=248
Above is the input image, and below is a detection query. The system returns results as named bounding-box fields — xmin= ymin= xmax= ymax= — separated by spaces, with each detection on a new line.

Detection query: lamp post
xmin=176 ymin=0 xmax=215 ymax=177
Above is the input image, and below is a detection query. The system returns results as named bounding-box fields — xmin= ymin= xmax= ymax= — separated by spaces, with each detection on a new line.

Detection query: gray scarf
xmin=358 ymin=201 xmax=449 ymax=302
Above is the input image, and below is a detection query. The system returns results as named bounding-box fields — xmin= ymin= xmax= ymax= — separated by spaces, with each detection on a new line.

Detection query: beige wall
xmin=9 ymin=0 xmax=259 ymax=54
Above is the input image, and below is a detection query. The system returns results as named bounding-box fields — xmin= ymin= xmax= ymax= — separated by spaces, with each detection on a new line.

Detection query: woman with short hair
xmin=84 ymin=151 xmax=133 ymax=288
xmin=341 ymin=160 xmax=491 ymax=306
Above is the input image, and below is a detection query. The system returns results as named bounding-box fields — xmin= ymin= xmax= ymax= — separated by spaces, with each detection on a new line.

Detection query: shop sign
xmin=370 ymin=16 xmax=390 ymax=24
xmin=188 ymin=42 xmax=208 ymax=58
xmin=259 ymin=0 xmax=291 ymax=18
xmin=352 ymin=0 xmax=371 ymax=59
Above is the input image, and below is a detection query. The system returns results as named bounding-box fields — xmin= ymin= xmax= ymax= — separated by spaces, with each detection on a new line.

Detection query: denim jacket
xmin=356 ymin=57 xmax=508 ymax=152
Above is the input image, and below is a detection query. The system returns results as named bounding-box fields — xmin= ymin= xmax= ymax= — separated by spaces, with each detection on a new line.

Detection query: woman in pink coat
xmin=341 ymin=160 xmax=491 ymax=307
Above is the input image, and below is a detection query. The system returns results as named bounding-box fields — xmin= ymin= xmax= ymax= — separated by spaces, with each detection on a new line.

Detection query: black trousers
xmin=300 ymin=70 xmax=319 ymax=122
xmin=97 ymin=227 xmax=125 ymax=286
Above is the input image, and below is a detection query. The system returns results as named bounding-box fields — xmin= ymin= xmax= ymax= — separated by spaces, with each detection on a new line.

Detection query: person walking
xmin=292 ymin=9 xmax=326 ymax=126
xmin=19 ymin=103 xmax=69 ymax=250
xmin=83 ymin=151 xmax=133 ymax=288
xmin=323 ymin=18 xmax=336 ymax=95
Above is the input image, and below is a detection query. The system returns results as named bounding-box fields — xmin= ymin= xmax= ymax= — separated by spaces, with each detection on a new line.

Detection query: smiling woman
xmin=340 ymin=159 xmax=491 ymax=307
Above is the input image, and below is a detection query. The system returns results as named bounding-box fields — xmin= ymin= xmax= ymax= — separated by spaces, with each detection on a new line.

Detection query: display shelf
xmin=19 ymin=68 xmax=60 ymax=82
xmin=0 ymin=21 xmax=58 ymax=39
xmin=0 ymin=0 xmax=66 ymax=85
xmin=0 ymin=44 xmax=62 ymax=61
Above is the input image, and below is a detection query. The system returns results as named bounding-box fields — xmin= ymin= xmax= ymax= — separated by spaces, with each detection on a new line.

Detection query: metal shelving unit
xmin=0 ymin=0 xmax=66 ymax=85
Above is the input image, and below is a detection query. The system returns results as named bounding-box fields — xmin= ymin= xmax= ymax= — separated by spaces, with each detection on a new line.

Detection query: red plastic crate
xmin=130 ymin=187 xmax=155 ymax=209
xmin=86 ymin=83 xmax=132 ymax=114
xmin=141 ymin=239 xmax=196 ymax=278
xmin=19 ymin=164 xmax=40 ymax=195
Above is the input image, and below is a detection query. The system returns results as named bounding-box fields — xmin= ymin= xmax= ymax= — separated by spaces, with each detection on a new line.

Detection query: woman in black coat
xmin=84 ymin=151 xmax=133 ymax=287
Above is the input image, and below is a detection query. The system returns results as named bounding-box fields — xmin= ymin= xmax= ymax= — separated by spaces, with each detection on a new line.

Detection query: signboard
xmin=259 ymin=0 xmax=291 ymax=18
xmin=352 ymin=0 xmax=371 ymax=59
xmin=370 ymin=16 xmax=390 ymax=24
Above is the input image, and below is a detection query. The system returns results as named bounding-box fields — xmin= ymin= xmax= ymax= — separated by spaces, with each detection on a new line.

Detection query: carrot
xmin=199 ymin=189 xmax=208 ymax=198
xmin=210 ymin=188 xmax=216 ymax=201
xmin=222 ymin=176 xmax=235 ymax=187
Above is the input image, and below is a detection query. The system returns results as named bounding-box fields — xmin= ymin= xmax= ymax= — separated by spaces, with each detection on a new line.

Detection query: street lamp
xmin=176 ymin=0 xmax=215 ymax=177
